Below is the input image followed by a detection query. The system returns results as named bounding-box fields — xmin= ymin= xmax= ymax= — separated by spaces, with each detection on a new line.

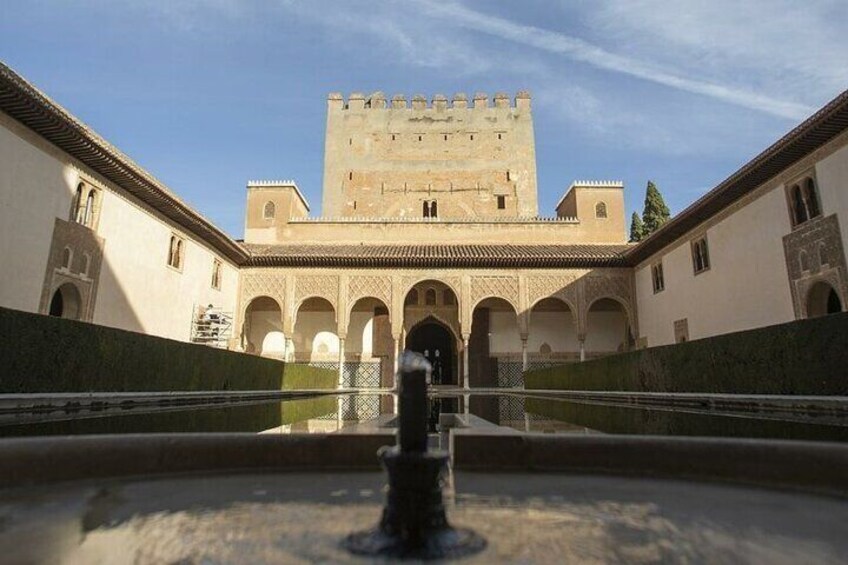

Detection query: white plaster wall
xmin=346 ymin=311 xmax=374 ymax=357
xmin=489 ymin=311 xmax=521 ymax=354
xmin=292 ymin=311 xmax=339 ymax=361
xmin=93 ymin=188 xmax=240 ymax=340
xmin=585 ymin=311 xmax=627 ymax=352
xmin=527 ymin=311 xmax=578 ymax=353
xmin=246 ymin=306 xmax=284 ymax=356
xmin=816 ymin=143 xmax=848 ymax=258
xmin=0 ymin=113 xmax=240 ymax=341
xmin=0 ymin=116 xmax=75 ymax=311
xmin=635 ymin=184 xmax=796 ymax=346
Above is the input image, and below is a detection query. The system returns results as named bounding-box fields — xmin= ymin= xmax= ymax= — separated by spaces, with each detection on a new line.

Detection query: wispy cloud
xmin=410 ymin=0 xmax=816 ymax=120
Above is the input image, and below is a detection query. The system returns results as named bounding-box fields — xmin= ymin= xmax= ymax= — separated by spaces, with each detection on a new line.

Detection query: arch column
xmin=462 ymin=333 xmax=470 ymax=389
xmin=520 ymin=336 xmax=529 ymax=371
xmin=337 ymin=335 xmax=346 ymax=389
xmin=578 ymin=333 xmax=586 ymax=362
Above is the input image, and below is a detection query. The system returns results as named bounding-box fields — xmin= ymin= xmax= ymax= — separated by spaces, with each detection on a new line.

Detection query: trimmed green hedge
xmin=0 ymin=306 xmax=336 ymax=393
xmin=524 ymin=312 xmax=848 ymax=395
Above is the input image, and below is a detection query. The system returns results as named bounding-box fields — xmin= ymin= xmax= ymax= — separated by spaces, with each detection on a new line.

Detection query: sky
xmin=1 ymin=1 xmax=846 ymax=238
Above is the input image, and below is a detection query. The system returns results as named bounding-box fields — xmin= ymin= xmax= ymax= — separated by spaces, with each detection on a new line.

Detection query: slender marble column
xmin=462 ymin=337 xmax=470 ymax=389
xmin=338 ymin=338 xmax=346 ymax=388
xmin=521 ymin=338 xmax=529 ymax=371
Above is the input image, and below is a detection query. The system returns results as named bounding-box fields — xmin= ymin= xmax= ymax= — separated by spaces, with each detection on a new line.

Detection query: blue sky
xmin=2 ymin=1 xmax=846 ymax=237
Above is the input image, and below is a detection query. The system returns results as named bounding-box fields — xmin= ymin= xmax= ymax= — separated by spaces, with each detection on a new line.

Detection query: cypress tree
xmin=629 ymin=212 xmax=645 ymax=242
xmin=642 ymin=180 xmax=670 ymax=235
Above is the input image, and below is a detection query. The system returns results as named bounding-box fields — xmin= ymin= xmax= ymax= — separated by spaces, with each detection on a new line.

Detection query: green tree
xmin=642 ymin=180 xmax=670 ymax=235
xmin=629 ymin=212 xmax=645 ymax=242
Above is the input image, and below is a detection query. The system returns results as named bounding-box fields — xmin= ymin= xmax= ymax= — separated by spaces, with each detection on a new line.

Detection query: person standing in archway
xmin=432 ymin=349 xmax=443 ymax=385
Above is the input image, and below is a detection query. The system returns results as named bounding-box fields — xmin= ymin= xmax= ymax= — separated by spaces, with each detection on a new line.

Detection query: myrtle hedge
xmin=0 ymin=307 xmax=336 ymax=393
xmin=524 ymin=312 xmax=848 ymax=395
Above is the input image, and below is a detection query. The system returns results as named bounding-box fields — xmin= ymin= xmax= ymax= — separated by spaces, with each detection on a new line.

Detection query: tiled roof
xmin=625 ymin=87 xmax=848 ymax=264
xmin=0 ymin=61 xmax=248 ymax=264
xmin=244 ymin=244 xmax=632 ymax=268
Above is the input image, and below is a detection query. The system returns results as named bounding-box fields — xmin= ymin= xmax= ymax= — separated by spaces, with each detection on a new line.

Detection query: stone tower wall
xmin=321 ymin=91 xmax=538 ymax=219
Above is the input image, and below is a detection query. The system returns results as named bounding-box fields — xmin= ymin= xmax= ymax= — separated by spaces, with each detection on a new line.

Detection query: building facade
xmin=1 ymin=61 xmax=846 ymax=389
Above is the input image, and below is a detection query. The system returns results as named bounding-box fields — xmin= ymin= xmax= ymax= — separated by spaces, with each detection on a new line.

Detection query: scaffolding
xmin=190 ymin=305 xmax=233 ymax=348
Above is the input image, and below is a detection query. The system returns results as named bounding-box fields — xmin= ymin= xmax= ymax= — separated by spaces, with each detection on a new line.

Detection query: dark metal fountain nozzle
xmin=343 ymin=351 xmax=486 ymax=560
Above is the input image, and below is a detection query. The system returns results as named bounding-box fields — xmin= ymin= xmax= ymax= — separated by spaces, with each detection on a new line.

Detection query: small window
xmin=498 ymin=133 xmax=503 ymax=140
xmin=788 ymin=175 xmax=822 ymax=228
xmin=168 ymin=234 xmax=184 ymax=270
xmin=791 ymin=185 xmax=808 ymax=226
xmin=211 ymin=259 xmax=222 ymax=290
xmin=352 ymin=200 xmax=357 ymax=211
xmin=83 ymin=191 xmax=96 ymax=226
xmin=803 ymin=178 xmax=820 ymax=219
xmin=443 ymin=134 xmax=448 ymax=141
xmin=82 ymin=253 xmax=91 ymax=277
xmin=497 ymin=195 xmax=506 ymax=210
xmin=423 ymin=200 xmax=438 ymax=218
xmin=506 ymin=171 xmax=511 ymax=182
xmin=425 ymin=288 xmax=437 ymax=306
xmin=72 ymin=184 xmax=84 ymax=223
xmin=61 ymin=247 xmax=73 ymax=270
xmin=418 ymin=135 xmax=422 ymax=142
xmin=470 ymin=134 xmax=475 ymax=141
xmin=651 ymin=262 xmax=665 ymax=293
xmin=595 ymin=202 xmax=608 ymax=218
xmin=263 ymin=201 xmax=276 ymax=220
xmin=349 ymin=171 xmax=353 ymax=181
xmin=391 ymin=134 xmax=397 ymax=141
xmin=691 ymin=237 xmax=710 ymax=274
xmin=349 ymin=138 xmax=352 ymax=145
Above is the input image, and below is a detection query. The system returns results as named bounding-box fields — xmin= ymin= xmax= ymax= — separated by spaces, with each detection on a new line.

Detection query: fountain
xmin=343 ymin=351 xmax=486 ymax=559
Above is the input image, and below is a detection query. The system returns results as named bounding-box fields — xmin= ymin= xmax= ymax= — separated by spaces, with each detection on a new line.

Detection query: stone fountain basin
xmin=1 ymin=434 xmax=847 ymax=563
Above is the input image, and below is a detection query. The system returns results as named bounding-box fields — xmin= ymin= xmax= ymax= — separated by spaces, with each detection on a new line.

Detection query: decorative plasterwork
xmin=240 ymin=270 xmax=286 ymax=315
xmin=348 ymin=275 xmax=392 ymax=311
xmin=526 ymin=274 xmax=579 ymax=311
xmin=469 ymin=275 xmax=520 ymax=311
xmin=400 ymin=275 xmax=462 ymax=303
xmin=783 ymin=214 xmax=848 ymax=318
xmin=294 ymin=274 xmax=339 ymax=310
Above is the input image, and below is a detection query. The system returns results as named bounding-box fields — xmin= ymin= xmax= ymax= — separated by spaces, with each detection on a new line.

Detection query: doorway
xmin=405 ymin=318 xmax=456 ymax=385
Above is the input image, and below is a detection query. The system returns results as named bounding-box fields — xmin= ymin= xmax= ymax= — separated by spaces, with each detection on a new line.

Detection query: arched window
xmin=791 ymin=184 xmax=808 ymax=226
xmin=430 ymin=200 xmax=438 ymax=218
xmin=425 ymin=288 xmax=437 ymax=306
xmin=83 ymin=190 xmax=96 ymax=226
xmin=82 ymin=253 xmax=91 ymax=277
xmin=61 ymin=247 xmax=72 ymax=270
xmin=803 ymin=178 xmax=820 ymax=219
xmin=263 ymin=201 xmax=276 ymax=220
xmin=405 ymin=289 xmax=419 ymax=306
xmin=423 ymin=201 xmax=430 ymax=218
xmin=595 ymin=202 xmax=608 ymax=218
xmin=211 ymin=259 xmax=222 ymax=289
xmin=168 ymin=235 xmax=184 ymax=270
xmin=692 ymin=237 xmax=710 ymax=274
xmin=72 ymin=184 xmax=84 ymax=222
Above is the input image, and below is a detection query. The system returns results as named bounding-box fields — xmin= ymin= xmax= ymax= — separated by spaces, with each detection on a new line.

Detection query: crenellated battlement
xmin=328 ymin=90 xmax=531 ymax=110
xmin=569 ymin=180 xmax=624 ymax=189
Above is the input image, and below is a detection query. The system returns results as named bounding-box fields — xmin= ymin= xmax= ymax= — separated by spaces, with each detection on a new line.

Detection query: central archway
xmin=405 ymin=318 xmax=456 ymax=385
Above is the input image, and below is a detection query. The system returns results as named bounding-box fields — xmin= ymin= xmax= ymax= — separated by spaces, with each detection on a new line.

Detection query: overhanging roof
xmin=0 ymin=61 xmax=248 ymax=264
xmin=243 ymin=244 xmax=632 ymax=268
xmin=626 ymin=88 xmax=848 ymax=265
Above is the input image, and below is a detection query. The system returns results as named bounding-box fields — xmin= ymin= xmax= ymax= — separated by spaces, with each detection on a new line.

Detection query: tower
xmin=321 ymin=91 xmax=538 ymax=219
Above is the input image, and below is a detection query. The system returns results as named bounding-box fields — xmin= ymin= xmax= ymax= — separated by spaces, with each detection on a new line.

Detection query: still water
xmin=2 ymin=393 xmax=847 ymax=441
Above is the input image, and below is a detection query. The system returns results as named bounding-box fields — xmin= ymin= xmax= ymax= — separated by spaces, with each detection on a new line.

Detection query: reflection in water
xmin=0 ymin=393 xmax=847 ymax=442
